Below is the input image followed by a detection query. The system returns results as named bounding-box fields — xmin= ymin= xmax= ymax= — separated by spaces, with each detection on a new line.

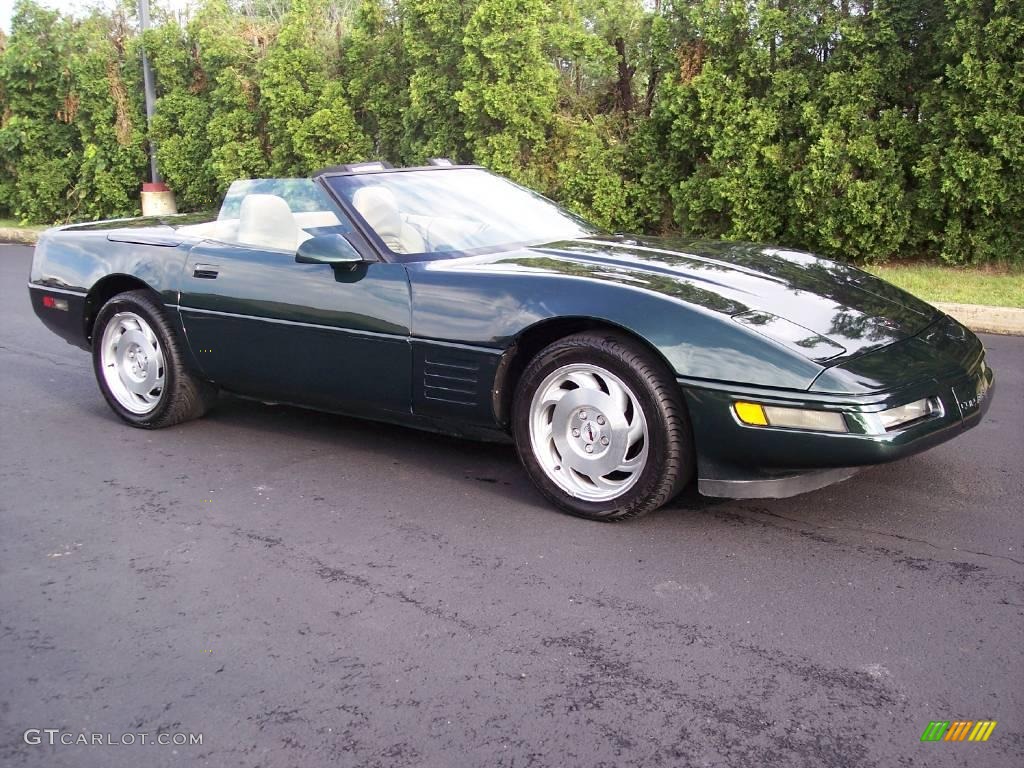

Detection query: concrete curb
xmin=0 ymin=227 xmax=40 ymax=245
xmin=1 ymin=227 xmax=1020 ymax=335
xmin=933 ymin=302 xmax=1024 ymax=336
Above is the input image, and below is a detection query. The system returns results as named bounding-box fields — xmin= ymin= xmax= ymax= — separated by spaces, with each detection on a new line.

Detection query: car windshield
xmin=322 ymin=168 xmax=601 ymax=258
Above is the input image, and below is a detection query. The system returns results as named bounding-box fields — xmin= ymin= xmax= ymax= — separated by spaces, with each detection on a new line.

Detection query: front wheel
xmin=92 ymin=290 xmax=216 ymax=428
xmin=512 ymin=332 xmax=694 ymax=521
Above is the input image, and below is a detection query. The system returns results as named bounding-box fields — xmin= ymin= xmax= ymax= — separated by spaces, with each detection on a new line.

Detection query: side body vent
xmin=411 ymin=341 xmax=504 ymax=427
xmin=423 ymin=357 xmax=479 ymax=406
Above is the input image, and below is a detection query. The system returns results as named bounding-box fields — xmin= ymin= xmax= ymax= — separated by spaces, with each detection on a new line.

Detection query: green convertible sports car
xmin=28 ymin=162 xmax=994 ymax=520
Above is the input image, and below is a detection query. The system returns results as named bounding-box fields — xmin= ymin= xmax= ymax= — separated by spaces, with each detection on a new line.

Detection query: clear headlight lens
xmin=877 ymin=398 xmax=939 ymax=431
xmin=733 ymin=402 xmax=848 ymax=433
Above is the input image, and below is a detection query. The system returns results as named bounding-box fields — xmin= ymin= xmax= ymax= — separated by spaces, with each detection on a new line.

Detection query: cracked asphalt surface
xmin=1 ymin=243 xmax=1022 ymax=767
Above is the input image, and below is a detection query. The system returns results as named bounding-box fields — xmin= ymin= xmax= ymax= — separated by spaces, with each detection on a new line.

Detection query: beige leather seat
xmin=351 ymin=186 xmax=425 ymax=254
xmin=237 ymin=194 xmax=303 ymax=252
xmin=293 ymin=211 xmax=341 ymax=229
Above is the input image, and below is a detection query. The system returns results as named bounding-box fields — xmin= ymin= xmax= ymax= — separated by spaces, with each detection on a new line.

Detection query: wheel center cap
xmin=127 ymin=344 xmax=148 ymax=374
xmin=571 ymin=408 xmax=610 ymax=455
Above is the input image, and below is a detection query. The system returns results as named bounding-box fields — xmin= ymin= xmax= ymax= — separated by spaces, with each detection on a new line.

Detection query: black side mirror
xmin=295 ymin=233 xmax=364 ymax=268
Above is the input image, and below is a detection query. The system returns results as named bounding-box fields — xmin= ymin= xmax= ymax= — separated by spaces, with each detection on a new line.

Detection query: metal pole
xmin=138 ymin=0 xmax=161 ymax=184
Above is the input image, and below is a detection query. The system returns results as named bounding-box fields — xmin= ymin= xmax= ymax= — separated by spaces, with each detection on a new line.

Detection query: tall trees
xmin=0 ymin=0 xmax=1021 ymax=265
xmin=402 ymin=0 xmax=475 ymax=162
xmin=0 ymin=2 xmax=78 ymax=222
xmin=194 ymin=0 xmax=271 ymax=190
xmin=66 ymin=10 xmax=148 ymax=220
xmin=345 ymin=0 xmax=410 ymax=162
xmin=261 ymin=0 xmax=370 ymax=174
xmin=457 ymin=0 xmax=556 ymax=181
xmin=146 ymin=0 xmax=273 ymax=209
xmin=915 ymin=0 xmax=1024 ymax=264
xmin=144 ymin=17 xmax=216 ymax=210
xmin=790 ymin=1 xmax=924 ymax=261
xmin=646 ymin=0 xmax=797 ymax=244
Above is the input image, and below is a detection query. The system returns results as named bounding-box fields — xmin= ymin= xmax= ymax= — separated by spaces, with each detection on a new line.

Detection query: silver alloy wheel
xmin=99 ymin=311 xmax=166 ymax=415
xmin=528 ymin=363 xmax=649 ymax=502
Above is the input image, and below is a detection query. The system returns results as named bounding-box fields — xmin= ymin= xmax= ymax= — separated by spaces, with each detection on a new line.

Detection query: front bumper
xmin=681 ymin=353 xmax=994 ymax=499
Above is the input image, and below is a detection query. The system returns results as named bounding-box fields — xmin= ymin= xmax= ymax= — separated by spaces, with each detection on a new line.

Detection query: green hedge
xmin=1 ymin=0 xmax=1021 ymax=265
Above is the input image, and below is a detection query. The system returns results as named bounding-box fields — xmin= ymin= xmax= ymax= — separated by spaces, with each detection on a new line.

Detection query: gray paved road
xmin=1 ymin=243 xmax=1022 ymax=767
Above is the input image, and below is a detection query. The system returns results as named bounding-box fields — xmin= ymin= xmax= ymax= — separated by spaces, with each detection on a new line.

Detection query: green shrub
xmin=457 ymin=0 xmax=557 ymax=183
xmin=914 ymin=0 xmax=1024 ymax=265
xmin=0 ymin=1 xmax=78 ymax=223
xmin=0 ymin=0 xmax=1020 ymax=267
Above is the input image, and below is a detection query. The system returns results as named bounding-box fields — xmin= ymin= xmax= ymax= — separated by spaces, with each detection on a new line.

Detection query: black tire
xmin=91 ymin=289 xmax=216 ymax=428
xmin=512 ymin=331 xmax=694 ymax=521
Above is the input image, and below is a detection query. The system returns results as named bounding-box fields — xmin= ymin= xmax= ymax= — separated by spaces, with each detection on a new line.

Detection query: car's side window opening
xmin=177 ymin=178 xmax=353 ymax=253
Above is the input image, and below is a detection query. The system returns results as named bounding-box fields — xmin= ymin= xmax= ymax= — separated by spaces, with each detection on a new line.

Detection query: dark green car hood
xmin=495 ymin=235 xmax=940 ymax=363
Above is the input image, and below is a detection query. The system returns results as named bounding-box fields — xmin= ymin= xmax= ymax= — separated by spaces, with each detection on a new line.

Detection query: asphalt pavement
xmin=1 ymin=243 xmax=1021 ymax=767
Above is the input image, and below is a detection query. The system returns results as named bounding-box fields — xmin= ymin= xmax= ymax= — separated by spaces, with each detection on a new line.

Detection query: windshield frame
xmin=315 ymin=166 xmax=603 ymax=263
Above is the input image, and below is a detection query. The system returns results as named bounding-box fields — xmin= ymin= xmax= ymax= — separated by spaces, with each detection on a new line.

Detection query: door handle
xmin=193 ymin=264 xmax=219 ymax=279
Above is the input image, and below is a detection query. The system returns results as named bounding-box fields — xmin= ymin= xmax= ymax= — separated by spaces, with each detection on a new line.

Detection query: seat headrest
xmin=352 ymin=186 xmax=407 ymax=252
xmin=237 ymin=194 xmax=300 ymax=252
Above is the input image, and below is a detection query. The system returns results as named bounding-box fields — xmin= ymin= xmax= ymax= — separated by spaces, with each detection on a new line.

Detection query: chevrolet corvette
xmin=27 ymin=162 xmax=994 ymax=520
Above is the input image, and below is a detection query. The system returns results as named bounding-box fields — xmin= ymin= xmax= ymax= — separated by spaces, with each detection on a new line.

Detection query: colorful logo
xmin=921 ymin=721 xmax=997 ymax=742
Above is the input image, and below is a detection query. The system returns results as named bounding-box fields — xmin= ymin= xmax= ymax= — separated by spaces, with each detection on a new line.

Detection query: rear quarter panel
xmin=31 ymin=229 xmax=189 ymax=298
xmin=29 ymin=228 xmax=192 ymax=348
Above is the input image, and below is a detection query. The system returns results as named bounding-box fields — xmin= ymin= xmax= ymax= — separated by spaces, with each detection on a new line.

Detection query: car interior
xmin=350 ymin=186 xmax=426 ymax=254
xmin=176 ymin=194 xmax=344 ymax=252
xmin=175 ymin=176 xmax=496 ymax=256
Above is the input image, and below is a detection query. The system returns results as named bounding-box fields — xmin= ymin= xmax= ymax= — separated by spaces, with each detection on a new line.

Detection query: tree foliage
xmin=914 ymin=0 xmax=1024 ymax=264
xmin=261 ymin=0 xmax=371 ymax=174
xmin=344 ymin=0 xmax=409 ymax=160
xmin=402 ymin=0 xmax=475 ymax=162
xmin=0 ymin=0 xmax=1021 ymax=266
xmin=0 ymin=2 xmax=79 ymax=222
xmin=457 ymin=0 xmax=556 ymax=182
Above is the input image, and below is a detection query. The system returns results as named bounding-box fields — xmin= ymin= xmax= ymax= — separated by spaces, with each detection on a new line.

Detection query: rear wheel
xmin=92 ymin=290 xmax=216 ymax=428
xmin=512 ymin=331 xmax=694 ymax=521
